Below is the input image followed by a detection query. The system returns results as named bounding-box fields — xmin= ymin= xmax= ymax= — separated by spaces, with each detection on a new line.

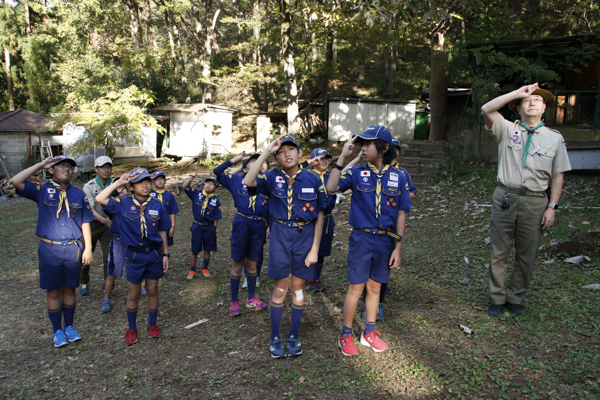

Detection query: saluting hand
xmin=515 ymin=83 xmax=539 ymax=99
xmin=265 ymin=135 xmax=287 ymax=154
xmin=231 ymin=152 xmax=246 ymax=164
xmin=341 ymin=136 xmax=358 ymax=160
xmin=40 ymin=156 xmax=65 ymax=170
xmin=307 ymin=155 xmax=324 ymax=166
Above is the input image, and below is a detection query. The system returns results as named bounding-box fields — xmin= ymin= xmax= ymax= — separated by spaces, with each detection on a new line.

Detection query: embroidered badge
xmin=47 ymin=188 xmax=55 ymax=194
xmin=390 ymin=172 xmax=398 ymax=181
xmin=362 ymin=177 xmax=370 ymax=183
xmin=276 ymin=176 xmax=285 ymax=183
xmin=513 ymin=135 xmax=519 ymax=142
xmin=152 ymin=222 xmax=156 ymax=227
xmin=277 ymin=182 xmax=284 ymax=189
xmin=149 ymin=210 xmax=158 ymax=216
xmin=150 ymin=193 xmax=156 ymax=197
xmin=48 ymin=194 xmax=54 ymax=199
xmin=386 ymin=198 xmax=397 ymax=207
xmin=261 ymin=199 xmax=267 ymax=206
xmin=210 ymin=199 xmax=217 ymax=205
xmin=242 ymin=184 xmax=247 ymax=189
xmin=130 ymin=206 xmax=136 ymax=211
xmin=388 ymin=181 xmax=398 ymax=188
xmin=302 ymin=188 xmax=314 ymax=193
xmin=361 ymin=171 xmax=370 ymax=177
xmin=94 ymin=189 xmax=99 ymax=195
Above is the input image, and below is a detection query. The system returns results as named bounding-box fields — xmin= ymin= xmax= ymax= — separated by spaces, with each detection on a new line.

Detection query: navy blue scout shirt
xmin=255 ymin=168 xmax=326 ymax=222
xmin=397 ymin=166 xmax=417 ymax=196
xmin=17 ymin=180 xmax=95 ymax=240
xmin=150 ymin=189 xmax=180 ymax=216
xmin=185 ymin=188 xmax=222 ymax=223
xmin=313 ymin=170 xmax=336 ymax=215
xmin=103 ymin=193 xmax=128 ymax=239
xmin=103 ymin=195 xmax=171 ymax=248
xmin=338 ymin=163 xmax=412 ymax=230
xmin=214 ymin=160 xmax=269 ymax=219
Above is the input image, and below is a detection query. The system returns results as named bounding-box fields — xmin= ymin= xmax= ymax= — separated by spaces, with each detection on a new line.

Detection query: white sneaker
xmin=242 ymin=277 xmax=248 ymax=289
xmin=256 ymin=277 xmax=260 ymax=287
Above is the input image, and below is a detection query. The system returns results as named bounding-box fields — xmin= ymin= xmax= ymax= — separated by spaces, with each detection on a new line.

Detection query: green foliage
xmin=48 ymin=85 xmax=164 ymax=158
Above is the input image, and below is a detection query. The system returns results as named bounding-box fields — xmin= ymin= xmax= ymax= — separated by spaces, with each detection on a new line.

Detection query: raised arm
xmin=481 ymin=83 xmax=539 ymax=129
xmin=213 ymin=152 xmax=245 ymax=178
xmin=181 ymin=173 xmax=196 ymax=191
xmin=243 ymin=135 xmax=285 ymax=188
xmin=10 ymin=156 xmax=63 ymax=192
xmin=96 ymin=173 xmax=136 ymax=206
xmin=326 ymin=136 xmax=357 ymax=193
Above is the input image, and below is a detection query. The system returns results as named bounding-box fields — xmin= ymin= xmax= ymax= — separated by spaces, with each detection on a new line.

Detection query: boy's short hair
xmin=355 ymin=137 xmax=395 ymax=165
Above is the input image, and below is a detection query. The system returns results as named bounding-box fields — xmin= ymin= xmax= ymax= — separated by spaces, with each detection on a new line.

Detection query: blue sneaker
xmin=269 ymin=336 xmax=286 ymax=359
xmin=377 ymin=303 xmax=385 ymax=320
xmin=79 ymin=284 xmax=90 ymax=296
xmin=287 ymin=335 xmax=302 ymax=357
xmin=64 ymin=326 xmax=82 ymax=342
xmin=53 ymin=329 xmax=68 ymax=347
xmin=140 ymin=288 xmax=147 ymax=298
xmin=102 ymin=301 xmax=112 ymax=314
xmin=385 ymin=286 xmax=391 ymax=294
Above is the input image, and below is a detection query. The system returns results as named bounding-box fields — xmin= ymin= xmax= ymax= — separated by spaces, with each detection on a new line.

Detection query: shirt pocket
xmin=42 ymin=193 xmax=60 ymax=207
xmin=382 ymin=188 xmax=400 ymax=211
xmin=124 ymin=211 xmax=140 ymax=221
xmin=508 ymin=136 xmax=524 ymax=152
xmin=237 ymin=187 xmax=249 ymax=197
xmin=295 ymin=190 xmax=318 ymax=219
xmin=356 ymin=182 xmax=375 ymax=193
xmin=68 ymin=201 xmax=83 ymax=218
xmin=273 ymin=185 xmax=287 ymax=199
xmin=534 ymin=148 xmax=555 ymax=174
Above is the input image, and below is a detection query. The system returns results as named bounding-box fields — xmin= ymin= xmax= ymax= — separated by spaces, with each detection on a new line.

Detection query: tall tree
xmin=278 ymin=0 xmax=299 ymax=134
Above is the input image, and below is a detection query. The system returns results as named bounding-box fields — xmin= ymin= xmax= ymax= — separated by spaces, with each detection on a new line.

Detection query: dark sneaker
xmin=487 ymin=304 xmax=505 ymax=317
xmin=315 ymin=279 xmax=327 ymax=292
xmin=269 ymin=336 xmax=286 ymax=359
xmin=287 ymin=335 xmax=302 ymax=357
xmin=79 ymin=284 xmax=90 ymax=296
xmin=385 ymin=285 xmax=391 ymax=294
xmin=101 ymin=301 xmax=112 ymax=314
xmin=506 ymin=303 xmax=525 ymax=316
xmin=376 ymin=303 xmax=385 ymax=320
xmin=305 ymin=280 xmax=319 ymax=293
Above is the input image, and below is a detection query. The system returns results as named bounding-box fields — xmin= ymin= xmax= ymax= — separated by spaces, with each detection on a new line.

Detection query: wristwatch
xmin=333 ymin=162 xmax=344 ymax=171
xmin=548 ymin=203 xmax=558 ymax=209
xmin=163 ymin=253 xmax=170 ymax=258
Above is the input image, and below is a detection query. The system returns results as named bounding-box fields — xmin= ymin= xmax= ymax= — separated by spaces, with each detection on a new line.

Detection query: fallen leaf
xmin=184 ymin=319 xmax=209 ymax=329
xmin=543 ymin=259 xmax=555 ymax=264
xmin=459 ymin=324 xmax=473 ymax=334
xmin=474 ymin=306 xmax=484 ymax=311
xmin=581 ymin=221 xmax=590 ymax=225
xmin=228 ymin=351 xmax=239 ymax=355
xmin=568 ymin=221 xmax=576 ymax=228
xmin=40 ymin=328 xmax=47 ymax=335
xmin=458 ymin=277 xmax=472 ymax=286
xmin=534 ymin=373 xmax=543 ymax=379
xmin=299 ymin=376 xmax=306 ymax=384
xmin=464 ymin=257 xmax=469 ymax=264
xmin=581 ymin=283 xmax=600 ymax=290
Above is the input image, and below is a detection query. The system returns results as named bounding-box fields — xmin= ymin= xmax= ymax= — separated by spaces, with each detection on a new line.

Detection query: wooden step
xmin=397 ymin=156 xmax=448 ymax=167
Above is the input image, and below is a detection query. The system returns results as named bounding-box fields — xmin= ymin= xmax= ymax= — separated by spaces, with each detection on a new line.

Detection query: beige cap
xmin=95 ymin=156 xmax=113 ymax=167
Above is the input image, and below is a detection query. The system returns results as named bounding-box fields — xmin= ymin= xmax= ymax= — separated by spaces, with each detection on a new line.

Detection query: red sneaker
xmin=202 ymin=269 xmax=211 ymax=277
xmin=187 ymin=271 xmax=196 ymax=280
xmin=124 ymin=329 xmax=138 ymax=345
xmin=360 ymin=330 xmax=388 ymax=352
xmin=147 ymin=324 xmax=161 ymax=338
xmin=338 ymin=334 xmax=359 ymax=356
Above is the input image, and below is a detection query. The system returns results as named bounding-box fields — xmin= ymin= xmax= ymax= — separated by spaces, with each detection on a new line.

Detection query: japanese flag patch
xmin=361 ymin=171 xmax=370 ymax=177
xmin=47 ymin=188 xmax=55 ymax=194
xmin=276 ymin=176 xmax=285 ymax=183
xmin=150 ymin=192 xmax=156 ymax=197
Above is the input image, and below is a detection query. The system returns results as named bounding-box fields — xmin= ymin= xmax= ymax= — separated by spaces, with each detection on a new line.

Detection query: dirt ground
xmin=1 ymin=163 xmax=599 ymax=399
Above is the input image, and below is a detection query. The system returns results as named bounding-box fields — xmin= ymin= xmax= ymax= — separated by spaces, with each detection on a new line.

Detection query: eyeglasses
xmin=522 ymin=98 xmax=544 ymax=105
xmin=55 ymin=163 xmax=75 ymax=171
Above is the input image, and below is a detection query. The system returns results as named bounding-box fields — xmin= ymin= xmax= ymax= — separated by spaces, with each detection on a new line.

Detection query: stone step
xmin=402 ymin=140 xmax=448 ymax=154
xmin=397 ymin=156 xmax=448 ymax=167
xmin=401 ymin=165 xmax=440 ymax=176
xmin=407 ymin=173 xmax=429 ymax=187
xmin=401 ymin=149 xmax=447 ymax=159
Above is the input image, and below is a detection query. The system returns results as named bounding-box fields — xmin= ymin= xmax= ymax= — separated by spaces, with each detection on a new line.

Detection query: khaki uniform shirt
xmin=83 ymin=178 xmax=113 ymax=218
xmin=488 ymin=117 xmax=572 ymax=192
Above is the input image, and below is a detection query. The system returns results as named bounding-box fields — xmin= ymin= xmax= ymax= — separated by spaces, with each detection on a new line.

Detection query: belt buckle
xmin=370 ymin=228 xmax=378 ymax=235
xmin=61 ymin=240 xmax=69 ymax=246
xmin=145 ymin=247 xmax=152 ymax=253
xmin=518 ymin=189 xmax=528 ymax=196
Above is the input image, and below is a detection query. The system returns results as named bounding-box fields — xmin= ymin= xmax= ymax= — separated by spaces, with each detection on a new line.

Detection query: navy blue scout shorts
xmin=191 ymin=223 xmax=217 ymax=253
xmin=230 ymin=214 xmax=267 ymax=262
xmin=38 ymin=240 xmax=84 ymax=290
xmin=347 ymin=229 xmax=395 ymax=284
xmin=108 ymin=237 xmax=126 ymax=278
xmin=267 ymin=221 xmax=316 ymax=281
xmin=318 ymin=214 xmax=335 ymax=258
xmin=124 ymin=247 xmax=164 ymax=283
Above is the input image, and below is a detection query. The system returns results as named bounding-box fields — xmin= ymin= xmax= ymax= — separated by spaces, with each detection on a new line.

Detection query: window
xmin=546 ymin=91 xmax=598 ymax=127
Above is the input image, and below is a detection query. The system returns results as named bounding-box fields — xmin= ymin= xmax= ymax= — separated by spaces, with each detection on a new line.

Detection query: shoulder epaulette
xmin=305 ymin=169 xmax=320 ymax=179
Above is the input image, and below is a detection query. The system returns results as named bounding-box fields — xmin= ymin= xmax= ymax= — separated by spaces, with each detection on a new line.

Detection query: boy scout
xmin=12 ymin=155 xmax=94 ymax=347
xmin=481 ymin=83 xmax=571 ymax=316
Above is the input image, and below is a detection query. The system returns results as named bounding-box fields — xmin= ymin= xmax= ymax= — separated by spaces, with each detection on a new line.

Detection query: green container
xmin=415 ymin=110 xmax=430 ymax=140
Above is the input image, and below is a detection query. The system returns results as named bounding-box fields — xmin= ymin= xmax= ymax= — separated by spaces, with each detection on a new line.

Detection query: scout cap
xmin=51 ymin=155 xmax=77 ymax=167
xmin=152 ymin=171 xmax=166 ymax=179
xmin=391 ymin=137 xmax=401 ymax=149
xmin=242 ymin=153 xmax=261 ymax=170
xmin=204 ymin=176 xmax=219 ymax=186
xmin=129 ymin=167 xmax=152 ymax=183
xmin=310 ymin=148 xmax=332 ymax=159
xmin=509 ymin=88 xmax=555 ymax=112
xmin=274 ymin=136 xmax=300 ymax=156
xmin=94 ymin=156 xmax=113 ymax=167
xmin=354 ymin=125 xmax=394 ymax=147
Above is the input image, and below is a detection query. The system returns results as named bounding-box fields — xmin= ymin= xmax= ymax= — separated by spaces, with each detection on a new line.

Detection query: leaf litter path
xmin=0 ymin=164 xmax=599 ymax=399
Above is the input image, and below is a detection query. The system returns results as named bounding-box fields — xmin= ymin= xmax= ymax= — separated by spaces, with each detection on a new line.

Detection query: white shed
xmin=154 ymin=103 xmax=234 ymax=157
xmin=328 ymin=98 xmax=417 ymax=142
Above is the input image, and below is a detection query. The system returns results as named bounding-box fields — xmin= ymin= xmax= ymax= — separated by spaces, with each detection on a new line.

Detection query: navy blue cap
xmin=51 ymin=155 xmax=77 ymax=167
xmin=391 ymin=137 xmax=401 ymax=149
xmin=242 ymin=153 xmax=261 ymax=170
xmin=273 ymin=136 xmax=300 ymax=156
xmin=152 ymin=171 xmax=166 ymax=179
xmin=204 ymin=176 xmax=219 ymax=186
xmin=310 ymin=148 xmax=332 ymax=159
xmin=129 ymin=168 xmax=152 ymax=183
xmin=354 ymin=125 xmax=393 ymax=147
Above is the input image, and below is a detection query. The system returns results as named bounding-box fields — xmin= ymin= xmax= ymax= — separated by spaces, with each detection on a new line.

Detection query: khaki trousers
xmin=80 ymin=220 xmax=112 ymax=285
xmin=488 ymin=186 xmax=547 ymax=305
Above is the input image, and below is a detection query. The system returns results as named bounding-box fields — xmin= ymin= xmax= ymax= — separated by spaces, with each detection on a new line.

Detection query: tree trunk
xmin=201 ymin=9 xmax=220 ymax=103
xmin=4 ymin=48 xmax=14 ymax=111
xmin=144 ymin=0 xmax=157 ymax=49
xmin=24 ymin=0 xmax=31 ymax=35
xmin=387 ymin=44 xmax=397 ymax=88
xmin=319 ymin=29 xmax=333 ymax=97
xmin=429 ymin=31 xmax=447 ymax=141
xmin=278 ymin=0 xmax=299 ymax=135
xmin=124 ymin=0 xmax=144 ymax=49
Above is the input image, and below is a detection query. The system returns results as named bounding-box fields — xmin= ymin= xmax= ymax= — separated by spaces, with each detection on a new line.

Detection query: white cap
xmin=95 ymin=156 xmax=113 ymax=167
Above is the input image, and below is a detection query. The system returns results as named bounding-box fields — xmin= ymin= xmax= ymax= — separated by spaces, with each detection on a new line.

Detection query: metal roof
xmin=328 ymin=98 xmax=417 ymax=104
xmin=0 ymin=109 xmax=49 ymax=131
xmin=153 ymin=103 xmax=234 ymax=113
